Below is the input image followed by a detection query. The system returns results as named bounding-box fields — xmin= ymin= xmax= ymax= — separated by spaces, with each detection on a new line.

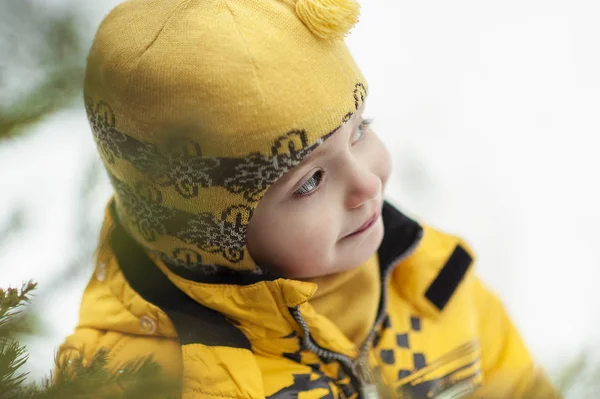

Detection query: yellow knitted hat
xmin=85 ymin=0 xmax=367 ymax=278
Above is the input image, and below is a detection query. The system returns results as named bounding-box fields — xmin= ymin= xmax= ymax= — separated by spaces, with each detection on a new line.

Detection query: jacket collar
xmin=101 ymin=198 xmax=472 ymax=355
xmin=393 ymin=224 xmax=474 ymax=319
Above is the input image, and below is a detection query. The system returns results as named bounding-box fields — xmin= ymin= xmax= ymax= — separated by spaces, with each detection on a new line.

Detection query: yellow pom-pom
xmin=295 ymin=0 xmax=361 ymax=40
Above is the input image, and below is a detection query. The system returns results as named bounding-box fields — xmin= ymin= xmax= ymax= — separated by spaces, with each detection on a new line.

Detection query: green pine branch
xmin=0 ymin=282 xmax=179 ymax=399
xmin=0 ymin=282 xmax=37 ymax=336
xmin=0 ymin=281 xmax=37 ymax=397
xmin=0 ymin=337 xmax=30 ymax=397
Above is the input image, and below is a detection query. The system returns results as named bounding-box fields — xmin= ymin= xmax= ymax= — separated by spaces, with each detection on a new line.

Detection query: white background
xmin=1 ymin=0 xmax=599 ymax=394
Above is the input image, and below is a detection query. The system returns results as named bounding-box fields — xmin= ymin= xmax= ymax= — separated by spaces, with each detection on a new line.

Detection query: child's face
xmin=246 ymin=106 xmax=391 ymax=278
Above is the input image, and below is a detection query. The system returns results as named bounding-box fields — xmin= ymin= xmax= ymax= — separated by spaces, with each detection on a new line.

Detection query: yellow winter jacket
xmin=57 ymin=199 xmax=560 ymax=399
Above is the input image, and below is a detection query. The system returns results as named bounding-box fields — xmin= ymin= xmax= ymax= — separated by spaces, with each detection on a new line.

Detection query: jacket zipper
xmin=290 ymin=228 xmax=424 ymax=399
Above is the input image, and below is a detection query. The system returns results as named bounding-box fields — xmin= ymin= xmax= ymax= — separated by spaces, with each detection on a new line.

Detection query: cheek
xmin=256 ymin=209 xmax=339 ymax=277
xmin=283 ymin=213 xmax=338 ymax=272
xmin=293 ymin=213 xmax=337 ymax=250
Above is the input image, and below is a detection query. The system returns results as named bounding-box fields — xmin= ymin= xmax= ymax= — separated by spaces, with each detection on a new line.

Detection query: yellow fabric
xmin=295 ymin=0 xmax=361 ymax=39
xmin=70 ymin=1 xmax=561 ymax=397
xmin=304 ymin=252 xmax=380 ymax=347
xmin=84 ymin=0 xmax=367 ymax=274
xmin=56 ymin=204 xmax=561 ymax=398
xmin=471 ymin=278 xmax=561 ymax=399
xmin=393 ymin=225 xmax=475 ymax=319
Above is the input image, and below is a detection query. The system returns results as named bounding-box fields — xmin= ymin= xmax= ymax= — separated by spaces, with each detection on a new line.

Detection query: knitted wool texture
xmin=84 ymin=0 xmax=367 ymax=276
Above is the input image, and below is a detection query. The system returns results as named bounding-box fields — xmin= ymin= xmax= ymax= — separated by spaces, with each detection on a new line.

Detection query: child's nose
xmin=345 ymin=167 xmax=381 ymax=209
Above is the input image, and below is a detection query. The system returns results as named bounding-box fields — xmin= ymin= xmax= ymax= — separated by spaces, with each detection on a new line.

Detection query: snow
xmin=1 ymin=0 xmax=599 ymax=391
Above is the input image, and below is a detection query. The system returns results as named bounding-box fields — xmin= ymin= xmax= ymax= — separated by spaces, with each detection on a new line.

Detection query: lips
xmin=345 ymin=208 xmax=381 ymax=238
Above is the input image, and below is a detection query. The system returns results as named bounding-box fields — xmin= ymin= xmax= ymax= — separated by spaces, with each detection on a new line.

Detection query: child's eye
xmin=352 ymin=118 xmax=373 ymax=143
xmin=293 ymin=169 xmax=324 ymax=198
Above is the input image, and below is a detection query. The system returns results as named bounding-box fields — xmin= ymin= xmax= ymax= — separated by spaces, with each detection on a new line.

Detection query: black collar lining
xmin=110 ymin=203 xmax=251 ymax=348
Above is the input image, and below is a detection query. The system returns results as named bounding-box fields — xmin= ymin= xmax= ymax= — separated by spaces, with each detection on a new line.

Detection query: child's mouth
xmin=344 ymin=209 xmax=381 ymax=238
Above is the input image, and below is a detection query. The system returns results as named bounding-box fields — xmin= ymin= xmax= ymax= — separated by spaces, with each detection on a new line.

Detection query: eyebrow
xmin=307 ymin=135 xmax=333 ymax=161
xmin=304 ymin=106 xmax=365 ymax=161
xmin=280 ymin=105 xmax=366 ymax=187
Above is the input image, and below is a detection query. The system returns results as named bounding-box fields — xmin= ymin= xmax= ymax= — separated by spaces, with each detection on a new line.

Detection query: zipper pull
xmin=360 ymin=384 xmax=380 ymax=399
xmin=353 ymin=357 xmax=380 ymax=399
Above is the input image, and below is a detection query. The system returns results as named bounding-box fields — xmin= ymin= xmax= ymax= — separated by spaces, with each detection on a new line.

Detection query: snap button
xmin=96 ymin=262 xmax=107 ymax=281
xmin=139 ymin=316 xmax=157 ymax=335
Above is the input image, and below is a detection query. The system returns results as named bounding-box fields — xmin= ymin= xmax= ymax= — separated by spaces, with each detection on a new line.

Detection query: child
xmin=58 ymin=0 xmax=561 ymax=398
